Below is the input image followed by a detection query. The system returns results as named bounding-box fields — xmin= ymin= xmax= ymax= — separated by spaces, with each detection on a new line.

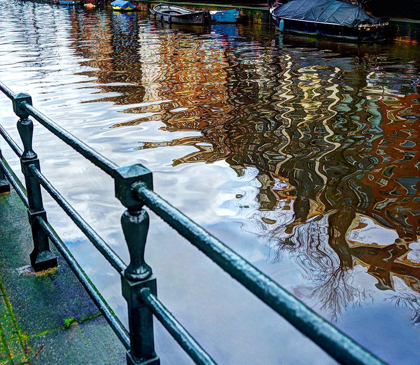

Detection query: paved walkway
xmin=0 ymin=187 xmax=126 ymax=364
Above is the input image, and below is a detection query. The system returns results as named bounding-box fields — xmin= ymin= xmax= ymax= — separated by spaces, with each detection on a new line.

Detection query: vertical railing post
xmin=13 ymin=93 xmax=57 ymax=271
xmin=115 ymin=165 xmax=159 ymax=365
xmin=0 ymin=141 xmax=10 ymax=194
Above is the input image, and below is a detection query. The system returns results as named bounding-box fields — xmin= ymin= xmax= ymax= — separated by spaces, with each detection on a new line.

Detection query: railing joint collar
xmin=13 ymin=93 xmax=32 ymax=120
xmin=114 ymin=164 xmax=153 ymax=209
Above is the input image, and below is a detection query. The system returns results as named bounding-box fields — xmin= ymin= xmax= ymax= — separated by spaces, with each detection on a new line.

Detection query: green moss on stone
xmin=63 ymin=317 xmax=76 ymax=329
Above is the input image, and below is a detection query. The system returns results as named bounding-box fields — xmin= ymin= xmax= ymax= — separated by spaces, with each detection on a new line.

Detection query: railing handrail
xmin=0 ymin=81 xmax=386 ymax=365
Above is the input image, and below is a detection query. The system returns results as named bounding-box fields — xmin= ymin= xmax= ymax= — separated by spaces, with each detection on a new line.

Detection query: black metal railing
xmin=0 ymin=82 xmax=385 ymax=365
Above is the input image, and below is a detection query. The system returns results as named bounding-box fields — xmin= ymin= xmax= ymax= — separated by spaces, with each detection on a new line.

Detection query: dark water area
xmin=0 ymin=1 xmax=419 ymax=364
xmin=366 ymin=0 xmax=420 ymax=20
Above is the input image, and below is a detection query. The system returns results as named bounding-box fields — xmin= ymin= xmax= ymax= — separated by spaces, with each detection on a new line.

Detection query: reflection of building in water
xmin=114 ymin=22 xmax=236 ymax=128
xmin=138 ymin=44 xmax=420 ymax=320
xmin=65 ymin=12 xmax=420 ymax=322
xmin=136 ymin=24 xmax=249 ymax=151
xmin=67 ymin=10 xmax=150 ymax=109
xmin=362 ymin=93 xmax=420 ymax=242
xmin=340 ymin=91 xmax=420 ymax=322
xmin=272 ymin=82 xmax=420 ymax=320
xmin=67 ymin=11 xmax=114 ymax=71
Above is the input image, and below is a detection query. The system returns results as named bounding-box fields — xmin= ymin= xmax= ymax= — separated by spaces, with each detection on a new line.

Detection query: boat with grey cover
xmin=150 ymin=4 xmax=210 ymax=25
xmin=270 ymin=0 xmax=389 ymax=41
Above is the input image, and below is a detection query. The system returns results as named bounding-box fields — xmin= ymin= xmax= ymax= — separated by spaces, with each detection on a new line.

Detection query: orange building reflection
xmin=64 ymin=12 xmax=420 ymax=321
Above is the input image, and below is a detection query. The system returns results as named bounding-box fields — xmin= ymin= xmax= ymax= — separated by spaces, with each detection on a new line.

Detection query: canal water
xmin=0 ymin=1 xmax=419 ymax=364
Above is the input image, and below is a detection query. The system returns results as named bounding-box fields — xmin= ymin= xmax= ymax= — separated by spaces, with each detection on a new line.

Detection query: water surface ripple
xmin=1 ymin=1 xmax=419 ymax=364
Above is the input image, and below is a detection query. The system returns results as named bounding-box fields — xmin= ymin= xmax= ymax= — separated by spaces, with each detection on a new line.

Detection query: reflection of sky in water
xmin=1 ymin=1 xmax=420 ymax=364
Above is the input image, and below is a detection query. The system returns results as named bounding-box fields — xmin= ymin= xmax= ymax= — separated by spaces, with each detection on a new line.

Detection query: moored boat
xmin=111 ymin=0 xmax=136 ymax=11
xmin=150 ymin=4 xmax=210 ymax=25
xmin=210 ymin=8 xmax=240 ymax=23
xmin=270 ymin=0 xmax=389 ymax=42
xmin=59 ymin=0 xmax=77 ymax=5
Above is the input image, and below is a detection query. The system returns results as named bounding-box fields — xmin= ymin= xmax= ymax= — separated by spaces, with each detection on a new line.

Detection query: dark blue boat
xmin=270 ymin=0 xmax=389 ymax=42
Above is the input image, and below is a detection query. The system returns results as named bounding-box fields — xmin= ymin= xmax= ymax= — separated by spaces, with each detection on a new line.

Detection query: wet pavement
xmin=0 ymin=188 xmax=125 ymax=364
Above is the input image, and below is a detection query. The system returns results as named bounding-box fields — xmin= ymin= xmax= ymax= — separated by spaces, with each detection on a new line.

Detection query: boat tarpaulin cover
xmin=273 ymin=0 xmax=383 ymax=28
xmin=111 ymin=0 xmax=136 ymax=8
